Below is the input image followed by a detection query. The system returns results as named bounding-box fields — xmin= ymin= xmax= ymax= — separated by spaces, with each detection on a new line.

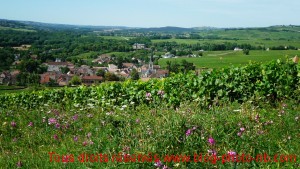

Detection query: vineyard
xmin=1 ymin=59 xmax=299 ymax=110
xmin=0 ymin=59 xmax=299 ymax=168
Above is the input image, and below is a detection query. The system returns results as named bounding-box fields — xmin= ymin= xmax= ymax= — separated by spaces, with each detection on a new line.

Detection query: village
xmin=0 ymin=43 xmax=169 ymax=86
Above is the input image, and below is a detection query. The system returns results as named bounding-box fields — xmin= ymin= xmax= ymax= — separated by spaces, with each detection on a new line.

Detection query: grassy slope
xmin=159 ymin=50 xmax=300 ymax=68
xmin=0 ymin=100 xmax=299 ymax=168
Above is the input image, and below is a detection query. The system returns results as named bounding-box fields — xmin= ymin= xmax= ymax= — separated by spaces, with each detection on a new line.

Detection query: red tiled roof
xmin=81 ymin=76 xmax=103 ymax=80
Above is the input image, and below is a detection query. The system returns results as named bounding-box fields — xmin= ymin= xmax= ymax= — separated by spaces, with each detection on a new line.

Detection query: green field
xmin=98 ymin=36 xmax=131 ymax=40
xmin=152 ymin=38 xmax=300 ymax=48
xmin=159 ymin=50 xmax=300 ymax=68
xmin=0 ymin=26 xmax=36 ymax=32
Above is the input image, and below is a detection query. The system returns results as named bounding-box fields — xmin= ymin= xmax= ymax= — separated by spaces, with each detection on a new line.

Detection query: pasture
xmin=158 ymin=50 xmax=300 ymax=68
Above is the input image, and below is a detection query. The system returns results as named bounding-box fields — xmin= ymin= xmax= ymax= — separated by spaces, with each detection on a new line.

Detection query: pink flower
xmin=16 ymin=161 xmax=22 ymax=168
xmin=72 ymin=114 xmax=78 ymax=121
xmin=146 ymin=92 xmax=152 ymax=100
xmin=83 ymin=141 xmax=88 ymax=146
xmin=228 ymin=150 xmax=237 ymax=156
xmin=158 ymin=90 xmax=165 ymax=96
xmin=136 ymin=118 xmax=140 ymax=124
xmin=55 ymin=123 xmax=60 ymax=129
xmin=154 ymin=160 xmax=163 ymax=167
xmin=208 ymin=137 xmax=215 ymax=145
xmin=73 ymin=136 xmax=78 ymax=142
xmin=28 ymin=122 xmax=33 ymax=127
xmin=186 ymin=129 xmax=192 ymax=136
xmin=240 ymin=127 xmax=245 ymax=132
xmin=87 ymin=132 xmax=92 ymax=138
xmin=192 ymin=126 xmax=197 ymax=130
xmin=208 ymin=149 xmax=217 ymax=156
xmin=11 ymin=121 xmax=16 ymax=127
xmin=53 ymin=134 xmax=58 ymax=140
xmin=48 ymin=118 xmax=57 ymax=125
xmin=237 ymin=132 xmax=242 ymax=137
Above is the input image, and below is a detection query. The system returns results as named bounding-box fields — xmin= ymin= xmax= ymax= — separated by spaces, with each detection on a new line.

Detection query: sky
xmin=0 ymin=0 xmax=299 ymax=28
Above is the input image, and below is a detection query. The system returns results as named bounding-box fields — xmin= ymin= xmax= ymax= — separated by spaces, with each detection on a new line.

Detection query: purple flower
xmin=73 ymin=136 xmax=78 ymax=142
xmin=158 ymin=90 xmax=165 ymax=96
xmin=154 ymin=160 xmax=163 ymax=167
xmin=48 ymin=118 xmax=57 ymax=125
xmin=228 ymin=150 xmax=237 ymax=156
xmin=240 ymin=127 xmax=245 ymax=132
xmin=53 ymin=134 xmax=58 ymax=140
xmin=72 ymin=114 xmax=78 ymax=121
xmin=186 ymin=129 xmax=192 ymax=136
xmin=255 ymin=114 xmax=260 ymax=122
xmin=16 ymin=161 xmax=22 ymax=168
xmin=208 ymin=149 xmax=217 ymax=156
xmin=208 ymin=137 xmax=215 ymax=145
xmin=28 ymin=122 xmax=33 ymax=127
xmin=162 ymin=165 xmax=169 ymax=169
xmin=237 ymin=132 xmax=242 ymax=137
xmin=55 ymin=123 xmax=60 ymax=129
xmin=146 ymin=92 xmax=152 ymax=100
xmin=11 ymin=121 xmax=16 ymax=127
xmin=83 ymin=141 xmax=88 ymax=146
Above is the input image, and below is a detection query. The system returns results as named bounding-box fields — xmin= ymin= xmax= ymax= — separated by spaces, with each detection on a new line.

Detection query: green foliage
xmin=0 ymin=48 xmax=15 ymax=71
xmin=16 ymin=72 xmax=40 ymax=86
xmin=243 ymin=49 xmax=250 ymax=55
xmin=96 ymin=69 xmax=105 ymax=77
xmin=0 ymin=59 xmax=298 ymax=110
xmin=105 ymin=72 xmax=120 ymax=81
xmin=130 ymin=69 xmax=140 ymax=80
xmin=69 ymin=75 xmax=81 ymax=86
xmin=60 ymin=67 xmax=70 ymax=74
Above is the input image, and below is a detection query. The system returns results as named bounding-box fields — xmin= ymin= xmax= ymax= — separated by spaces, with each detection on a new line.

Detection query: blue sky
xmin=0 ymin=0 xmax=299 ymax=28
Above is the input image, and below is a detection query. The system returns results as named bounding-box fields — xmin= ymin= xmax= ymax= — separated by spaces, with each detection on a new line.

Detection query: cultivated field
xmin=159 ymin=50 xmax=300 ymax=68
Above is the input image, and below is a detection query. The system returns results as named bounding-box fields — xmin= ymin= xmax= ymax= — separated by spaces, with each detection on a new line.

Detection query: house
xmin=234 ymin=47 xmax=243 ymax=51
xmin=45 ymin=62 xmax=74 ymax=72
xmin=122 ymin=63 xmax=137 ymax=69
xmin=108 ymin=64 xmax=119 ymax=74
xmin=40 ymin=72 xmax=61 ymax=84
xmin=132 ymin=43 xmax=145 ymax=50
xmin=81 ymin=76 xmax=103 ymax=85
xmin=77 ymin=65 xmax=94 ymax=76
xmin=10 ymin=70 xmax=20 ymax=85
xmin=57 ymin=74 xmax=73 ymax=86
xmin=92 ymin=54 xmax=111 ymax=64
xmin=0 ymin=71 xmax=11 ymax=84
xmin=162 ymin=52 xmax=174 ymax=58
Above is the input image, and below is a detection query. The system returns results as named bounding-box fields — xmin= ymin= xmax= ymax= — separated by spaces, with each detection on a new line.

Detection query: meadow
xmin=0 ymin=59 xmax=299 ymax=168
xmin=159 ymin=50 xmax=300 ymax=69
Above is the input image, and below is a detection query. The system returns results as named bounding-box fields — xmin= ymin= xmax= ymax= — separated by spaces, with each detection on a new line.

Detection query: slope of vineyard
xmin=1 ymin=59 xmax=299 ymax=110
xmin=0 ymin=59 xmax=299 ymax=168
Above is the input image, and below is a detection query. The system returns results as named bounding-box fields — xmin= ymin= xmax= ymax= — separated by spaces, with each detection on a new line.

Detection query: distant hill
xmin=1 ymin=18 xmax=300 ymax=33
xmin=0 ymin=19 xmax=130 ymax=32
